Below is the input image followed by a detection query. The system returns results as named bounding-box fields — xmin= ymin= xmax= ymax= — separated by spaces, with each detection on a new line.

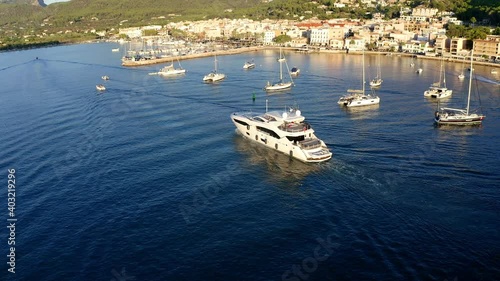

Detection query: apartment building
xmin=450 ymin=37 xmax=468 ymax=57
xmin=473 ymin=35 xmax=500 ymax=61
xmin=309 ymin=28 xmax=330 ymax=45
xmin=434 ymin=34 xmax=448 ymax=54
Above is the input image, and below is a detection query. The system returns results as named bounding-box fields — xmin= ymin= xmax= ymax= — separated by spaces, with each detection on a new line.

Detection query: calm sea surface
xmin=0 ymin=43 xmax=499 ymax=281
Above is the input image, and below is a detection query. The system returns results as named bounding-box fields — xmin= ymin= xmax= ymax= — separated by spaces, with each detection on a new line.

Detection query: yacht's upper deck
xmin=264 ymin=109 xmax=305 ymax=123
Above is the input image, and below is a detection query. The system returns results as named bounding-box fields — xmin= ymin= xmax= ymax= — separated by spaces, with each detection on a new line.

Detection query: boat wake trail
xmin=475 ymin=75 xmax=500 ymax=85
xmin=0 ymin=59 xmax=37 ymax=72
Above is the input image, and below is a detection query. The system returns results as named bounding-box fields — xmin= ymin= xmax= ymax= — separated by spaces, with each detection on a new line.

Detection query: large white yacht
xmin=230 ymin=108 xmax=332 ymax=163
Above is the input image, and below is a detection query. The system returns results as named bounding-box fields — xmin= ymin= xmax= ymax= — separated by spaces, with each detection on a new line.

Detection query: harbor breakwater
xmin=121 ymin=45 xmax=500 ymax=69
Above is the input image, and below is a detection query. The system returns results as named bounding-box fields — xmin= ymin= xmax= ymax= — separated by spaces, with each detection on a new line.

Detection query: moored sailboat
xmin=338 ymin=48 xmax=380 ymax=107
xmin=369 ymin=53 xmax=383 ymax=87
xmin=434 ymin=50 xmax=485 ymax=125
xmin=264 ymin=48 xmax=294 ymax=92
xmin=424 ymin=56 xmax=452 ymax=99
xmin=154 ymin=58 xmax=186 ymax=76
xmin=203 ymin=54 xmax=226 ymax=82
xmin=458 ymin=56 xmax=465 ymax=80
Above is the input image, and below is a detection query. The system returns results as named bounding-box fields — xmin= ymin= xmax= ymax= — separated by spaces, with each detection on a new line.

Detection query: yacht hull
xmin=203 ymin=73 xmax=226 ymax=82
xmin=338 ymin=96 xmax=380 ymax=107
xmin=424 ymin=87 xmax=452 ymax=99
xmin=265 ymin=82 xmax=293 ymax=92
xmin=435 ymin=116 xmax=484 ymax=125
xmin=158 ymin=69 xmax=186 ymax=76
xmin=369 ymin=79 xmax=382 ymax=87
xmin=434 ymin=110 xmax=485 ymax=125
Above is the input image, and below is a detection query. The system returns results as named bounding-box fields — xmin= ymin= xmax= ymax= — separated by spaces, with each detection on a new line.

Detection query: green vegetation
xmin=410 ymin=0 xmax=500 ymax=25
xmin=446 ymin=23 xmax=491 ymax=40
xmin=0 ymin=0 xmax=498 ymax=50
xmin=0 ymin=40 xmax=60 ymax=51
xmin=273 ymin=34 xmax=291 ymax=44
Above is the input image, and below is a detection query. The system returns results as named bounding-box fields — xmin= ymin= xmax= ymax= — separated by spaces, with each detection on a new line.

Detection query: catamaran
xmin=424 ymin=56 xmax=452 ymax=99
xmin=434 ymin=50 xmax=485 ymax=125
xmin=203 ymin=54 xmax=226 ymax=82
xmin=231 ymin=107 xmax=332 ymax=163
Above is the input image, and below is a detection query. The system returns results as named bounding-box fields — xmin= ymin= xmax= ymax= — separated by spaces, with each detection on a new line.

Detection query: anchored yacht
xmin=424 ymin=56 xmax=452 ymax=99
xmin=230 ymin=108 xmax=332 ymax=163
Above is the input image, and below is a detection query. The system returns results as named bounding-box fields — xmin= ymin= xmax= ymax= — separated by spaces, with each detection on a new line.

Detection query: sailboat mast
xmin=466 ymin=50 xmax=473 ymax=115
xmin=377 ymin=53 xmax=381 ymax=79
xmin=279 ymin=49 xmax=283 ymax=81
xmin=439 ymin=57 xmax=444 ymax=87
xmin=214 ymin=54 xmax=218 ymax=72
xmin=362 ymin=48 xmax=365 ymax=94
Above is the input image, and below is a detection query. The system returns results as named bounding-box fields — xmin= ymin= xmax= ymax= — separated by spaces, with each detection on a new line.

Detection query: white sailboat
xmin=458 ymin=56 xmax=465 ymax=80
xmin=338 ymin=48 xmax=380 ymax=107
xmin=203 ymin=54 xmax=226 ymax=82
xmin=264 ymin=48 xmax=294 ymax=92
xmin=424 ymin=56 xmax=452 ymax=99
xmin=154 ymin=58 xmax=186 ymax=76
xmin=434 ymin=50 xmax=485 ymax=125
xmin=370 ymin=53 xmax=383 ymax=87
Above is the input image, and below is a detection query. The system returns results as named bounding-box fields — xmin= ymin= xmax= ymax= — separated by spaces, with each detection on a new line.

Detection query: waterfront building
xmin=473 ymin=35 xmax=500 ymax=61
xmin=309 ymin=28 xmax=330 ymax=46
xmin=450 ymin=37 xmax=468 ymax=57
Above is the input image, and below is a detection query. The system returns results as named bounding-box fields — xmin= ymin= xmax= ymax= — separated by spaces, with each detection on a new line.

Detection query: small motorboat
xmin=101 ymin=75 xmax=109 ymax=80
xmin=96 ymin=84 xmax=106 ymax=91
xmin=290 ymin=67 xmax=300 ymax=76
xmin=416 ymin=68 xmax=423 ymax=74
xmin=243 ymin=60 xmax=255 ymax=69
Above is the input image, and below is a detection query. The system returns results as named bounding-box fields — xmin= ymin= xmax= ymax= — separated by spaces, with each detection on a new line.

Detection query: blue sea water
xmin=0 ymin=43 xmax=499 ymax=281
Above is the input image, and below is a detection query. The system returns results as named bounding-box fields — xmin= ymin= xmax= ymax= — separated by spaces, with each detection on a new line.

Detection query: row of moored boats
xmin=105 ymin=49 xmax=486 ymax=163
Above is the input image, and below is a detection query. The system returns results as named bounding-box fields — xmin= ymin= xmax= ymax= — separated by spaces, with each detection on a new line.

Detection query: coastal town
xmin=1 ymin=1 xmax=498 ymax=66
xmin=109 ymin=6 xmax=500 ymax=67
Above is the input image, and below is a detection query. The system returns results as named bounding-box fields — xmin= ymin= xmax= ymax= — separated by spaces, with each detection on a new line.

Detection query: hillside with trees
xmin=0 ymin=0 xmax=499 ymax=50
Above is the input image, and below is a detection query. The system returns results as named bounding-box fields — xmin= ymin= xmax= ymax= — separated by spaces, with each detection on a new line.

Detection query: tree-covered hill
xmin=0 ymin=0 xmax=498 ymax=50
xmin=1 ymin=0 xmax=499 ymax=31
xmin=417 ymin=0 xmax=500 ymax=25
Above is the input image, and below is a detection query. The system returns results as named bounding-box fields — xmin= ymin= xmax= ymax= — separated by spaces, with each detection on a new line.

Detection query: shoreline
xmin=121 ymin=46 xmax=263 ymax=67
xmin=121 ymin=45 xmax=500 ymax=68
